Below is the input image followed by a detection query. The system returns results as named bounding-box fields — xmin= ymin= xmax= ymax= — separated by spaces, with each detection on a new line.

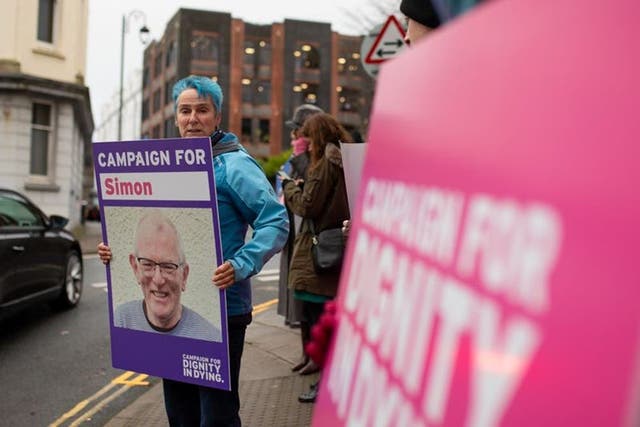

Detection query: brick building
xmin=141 ymin=8 xmax=373 ymax=158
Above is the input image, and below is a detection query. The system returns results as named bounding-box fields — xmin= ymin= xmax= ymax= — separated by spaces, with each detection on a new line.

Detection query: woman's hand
xmin=97 ymin=242 xmax=112 ymax=265
xmin=342 ymin=220 xmax=351 ymax=240
xmin=212 ymin=261 xmax=235 ymax=290
xmin=283 ymin=178 xmax=304 ymax=189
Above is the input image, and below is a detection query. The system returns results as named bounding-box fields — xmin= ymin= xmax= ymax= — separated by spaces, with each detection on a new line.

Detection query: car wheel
xmin=55 ymin=251 xmax=83 ymax=309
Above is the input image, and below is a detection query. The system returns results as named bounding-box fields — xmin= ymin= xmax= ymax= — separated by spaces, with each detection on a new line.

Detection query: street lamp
xmin=118 ymin=10 xmax=150 ymax=141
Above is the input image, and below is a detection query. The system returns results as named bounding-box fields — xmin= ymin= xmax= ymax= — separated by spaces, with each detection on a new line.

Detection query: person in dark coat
xmin=282 ymin=113 xmax=352 ymax=401
xmin=275 ymin=104 xmax=324 ymax=373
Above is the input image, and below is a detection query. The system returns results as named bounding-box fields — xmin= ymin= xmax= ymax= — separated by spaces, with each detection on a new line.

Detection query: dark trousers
xmin=302 ymin=300 xmax=326 ymax=335
xmin=163 ymin=313 xmax=252 ymax=427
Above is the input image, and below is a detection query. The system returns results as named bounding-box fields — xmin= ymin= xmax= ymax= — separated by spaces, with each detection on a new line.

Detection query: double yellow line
xmin=49 ymin=371 xmax=149 ymax=427
xmin=252 ymin=298 xmax=278 ymax=315
xmin=50 ymin=299 xmax=278 ymax=426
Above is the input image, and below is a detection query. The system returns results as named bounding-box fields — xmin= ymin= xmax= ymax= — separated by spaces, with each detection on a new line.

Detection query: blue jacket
xmin=212 ymin=132 xmax=289 ymax=316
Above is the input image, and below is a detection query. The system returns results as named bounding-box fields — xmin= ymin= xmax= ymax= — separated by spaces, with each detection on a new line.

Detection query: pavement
xmin=77 ymin=222 xmax=319 ymax=427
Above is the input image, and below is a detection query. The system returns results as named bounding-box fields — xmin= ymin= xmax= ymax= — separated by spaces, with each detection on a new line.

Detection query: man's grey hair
xmin=134 ymin=209 xmax=186 ymax=263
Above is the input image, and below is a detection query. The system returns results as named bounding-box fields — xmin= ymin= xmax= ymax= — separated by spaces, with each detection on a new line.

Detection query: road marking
xmin=91 ymin=282 xmax=107 ymax=289
xmin=68 ymin=386 xmax=130 ymax=427
xmin=82 ymin=254 xmax=100 ymax=260
xmin=52 ymin=298 xmax=278 ymax=425
xmin=49 ymin=371 xmax=148 ymax=427
xmin=253 ymin=298 xmax=278 ymax=315
xmin=253 ymin=274 xmax=279 ymax=282
xmin=114 ymin=373 xmax=149 ymax=386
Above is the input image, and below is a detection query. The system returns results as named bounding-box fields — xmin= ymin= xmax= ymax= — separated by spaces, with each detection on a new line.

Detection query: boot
xmin=292 ymin=319 xmax=311 ymax=372
xmin=291 ymin=355 xmax=309 ymax=372
xmin=298 ymin=382 xmax=318 ymax=403
xmin=298 ymin=359 xmax=320 ymax=376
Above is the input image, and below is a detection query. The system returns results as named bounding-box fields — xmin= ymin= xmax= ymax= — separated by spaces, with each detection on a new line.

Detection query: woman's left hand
xmin=212 ymin=261 xmax=235 ymax=289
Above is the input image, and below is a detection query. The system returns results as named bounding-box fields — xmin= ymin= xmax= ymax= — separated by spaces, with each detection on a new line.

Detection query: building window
xmin=164 ymin=118 xmax=175 ymax=138
xmin=294 ymin=43 xmax=320 ymax=71
xmin=258 ymin=119 xmax=270 ymax=144
xmin=241 ymin=118 xmax=252 ymax=144
xmin=153 ymin=90 xmax=161 ymax=112
xmin=165 ymin=41 xmax=176 ymax=68
xmin=191 ymin=34 xmax=219 ymax=61
xmin=190 ymin=32 xmax=220 ymax=75
xmin=165 ymin=80 xmax=174 ymax=105
xmin=258 ymin=41 xmax=272 ymax=65
xmin=141 ymin=98 xmax=149 ymax=121
xmin=339 ymin=88 xmax=361 ymax=112
xmin=255 ymin=81 xmax=271 ymax=105
xmin=243 ymin=40 xmax=256 ymax=77
xmin=337 ymin=50 xmax=362 ymax=74
xmin=30 ymin=103 xmax=53 ymax=176
xmin=154 ymin=54 xmax=163 ymax=77
xmin=152 ymin=126 xmax=161 ymax=139
xmin=142 ymin=67 xmax=150 ymax=88
xmin=293 ymin=83 xmax=318 ymax=106
xmin=242 ymin=79 xmax=253 ymax=104
xmin=37 ymin=0 xmax=55 ymax=43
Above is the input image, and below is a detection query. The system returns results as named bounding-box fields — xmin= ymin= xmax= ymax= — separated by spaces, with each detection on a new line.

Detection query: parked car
xmin=0 ymin=188 xmax=83 ymax=315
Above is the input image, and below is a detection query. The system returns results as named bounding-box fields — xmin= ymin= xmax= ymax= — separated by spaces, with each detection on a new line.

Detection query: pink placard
xmin=313 ymin=0 xmax=640 ymax=426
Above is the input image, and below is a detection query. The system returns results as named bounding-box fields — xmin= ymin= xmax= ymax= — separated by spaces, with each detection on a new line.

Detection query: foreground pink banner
xmin=313 ymin=0 xmax=640 ymax=426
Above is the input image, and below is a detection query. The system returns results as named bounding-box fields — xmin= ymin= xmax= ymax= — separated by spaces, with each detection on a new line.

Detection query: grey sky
xmin=86 ymin=0 xmax=398 ymax=127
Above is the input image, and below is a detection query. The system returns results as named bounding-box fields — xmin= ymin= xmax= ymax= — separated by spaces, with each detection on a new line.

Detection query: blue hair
xmin=172 ymin=75 xmax=223 ymax=113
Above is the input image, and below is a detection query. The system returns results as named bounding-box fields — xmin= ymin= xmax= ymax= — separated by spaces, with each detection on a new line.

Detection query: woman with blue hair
xmin=98 ymin=74 xmax=289 ymax=426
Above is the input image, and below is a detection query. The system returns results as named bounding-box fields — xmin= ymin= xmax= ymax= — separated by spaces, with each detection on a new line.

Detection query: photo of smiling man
xmin=112 ymin=209 xmax=221 ymax=342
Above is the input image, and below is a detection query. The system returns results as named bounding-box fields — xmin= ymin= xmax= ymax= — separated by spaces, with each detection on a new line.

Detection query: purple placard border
xmin=92 ymin=137 xmax=230 ymax=390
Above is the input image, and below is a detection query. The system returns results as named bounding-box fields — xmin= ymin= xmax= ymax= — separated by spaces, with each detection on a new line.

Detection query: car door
xmin=0 ymin=192 xmax=60 ymax=306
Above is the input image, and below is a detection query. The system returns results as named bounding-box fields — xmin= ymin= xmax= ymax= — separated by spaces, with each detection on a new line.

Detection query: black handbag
xmin=309 ymin=220 xmax=345 ymax=275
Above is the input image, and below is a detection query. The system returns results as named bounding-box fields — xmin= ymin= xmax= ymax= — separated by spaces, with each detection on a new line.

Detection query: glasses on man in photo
xmin=136 ymin=257 xmax=183 ymax=276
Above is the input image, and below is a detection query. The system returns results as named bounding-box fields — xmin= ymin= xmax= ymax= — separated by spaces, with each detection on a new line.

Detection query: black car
xmin=0 ymin=188 xmax=83 ymax=314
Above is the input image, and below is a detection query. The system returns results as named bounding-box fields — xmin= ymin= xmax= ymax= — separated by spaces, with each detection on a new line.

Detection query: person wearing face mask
xmin=275 ymin=104 xmax=325 ymax=374
xmin=98 ymin=75 xmax=289 ymax=427
xmin=282 ymin=113 xmax=353 ymax=403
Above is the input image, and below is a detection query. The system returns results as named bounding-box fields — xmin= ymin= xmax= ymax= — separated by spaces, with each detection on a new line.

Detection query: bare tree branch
xmin=337 ymin=0 xmax=401 ymax=35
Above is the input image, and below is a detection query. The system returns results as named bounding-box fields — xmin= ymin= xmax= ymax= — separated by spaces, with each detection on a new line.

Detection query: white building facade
xmin=0 ymin=0 xmax=94 ymax=227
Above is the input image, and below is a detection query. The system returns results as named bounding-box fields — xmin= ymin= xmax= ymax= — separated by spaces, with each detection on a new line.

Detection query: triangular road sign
xmin=364 ymin=15 xmax=407 ymax=65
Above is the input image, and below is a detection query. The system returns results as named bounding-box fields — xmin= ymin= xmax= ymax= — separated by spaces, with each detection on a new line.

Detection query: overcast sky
xmin=86 ymin=0 xmax=399 ymax=127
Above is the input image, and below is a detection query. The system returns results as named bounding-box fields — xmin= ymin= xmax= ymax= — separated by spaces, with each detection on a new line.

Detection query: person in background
xmin=282 ymin=113 xmax=352 ymax=403
xmin=98 ymin=75 xmax=289 ymax=426
xmin=401 ymin=0 xmax=441 ymax=45
xmin=275 ymin=104 xmax=324 ymax=374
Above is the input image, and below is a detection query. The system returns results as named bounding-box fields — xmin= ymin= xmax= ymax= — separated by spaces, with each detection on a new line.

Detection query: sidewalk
xmin=78 ymin=220 xmax=102 ymax=255
xmin=104 ymin=307 xmax=318 ymax=427
xmin=78 ymin=223 xmax=318 ymax=426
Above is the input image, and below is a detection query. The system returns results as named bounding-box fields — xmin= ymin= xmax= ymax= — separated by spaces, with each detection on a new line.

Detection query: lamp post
xmin=118 ymin=10 xmax=150 ymax=141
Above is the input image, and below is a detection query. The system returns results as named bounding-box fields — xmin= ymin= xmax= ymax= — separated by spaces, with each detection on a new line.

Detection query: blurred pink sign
xmin=313 ymin=0 xmax=640 ymax=426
